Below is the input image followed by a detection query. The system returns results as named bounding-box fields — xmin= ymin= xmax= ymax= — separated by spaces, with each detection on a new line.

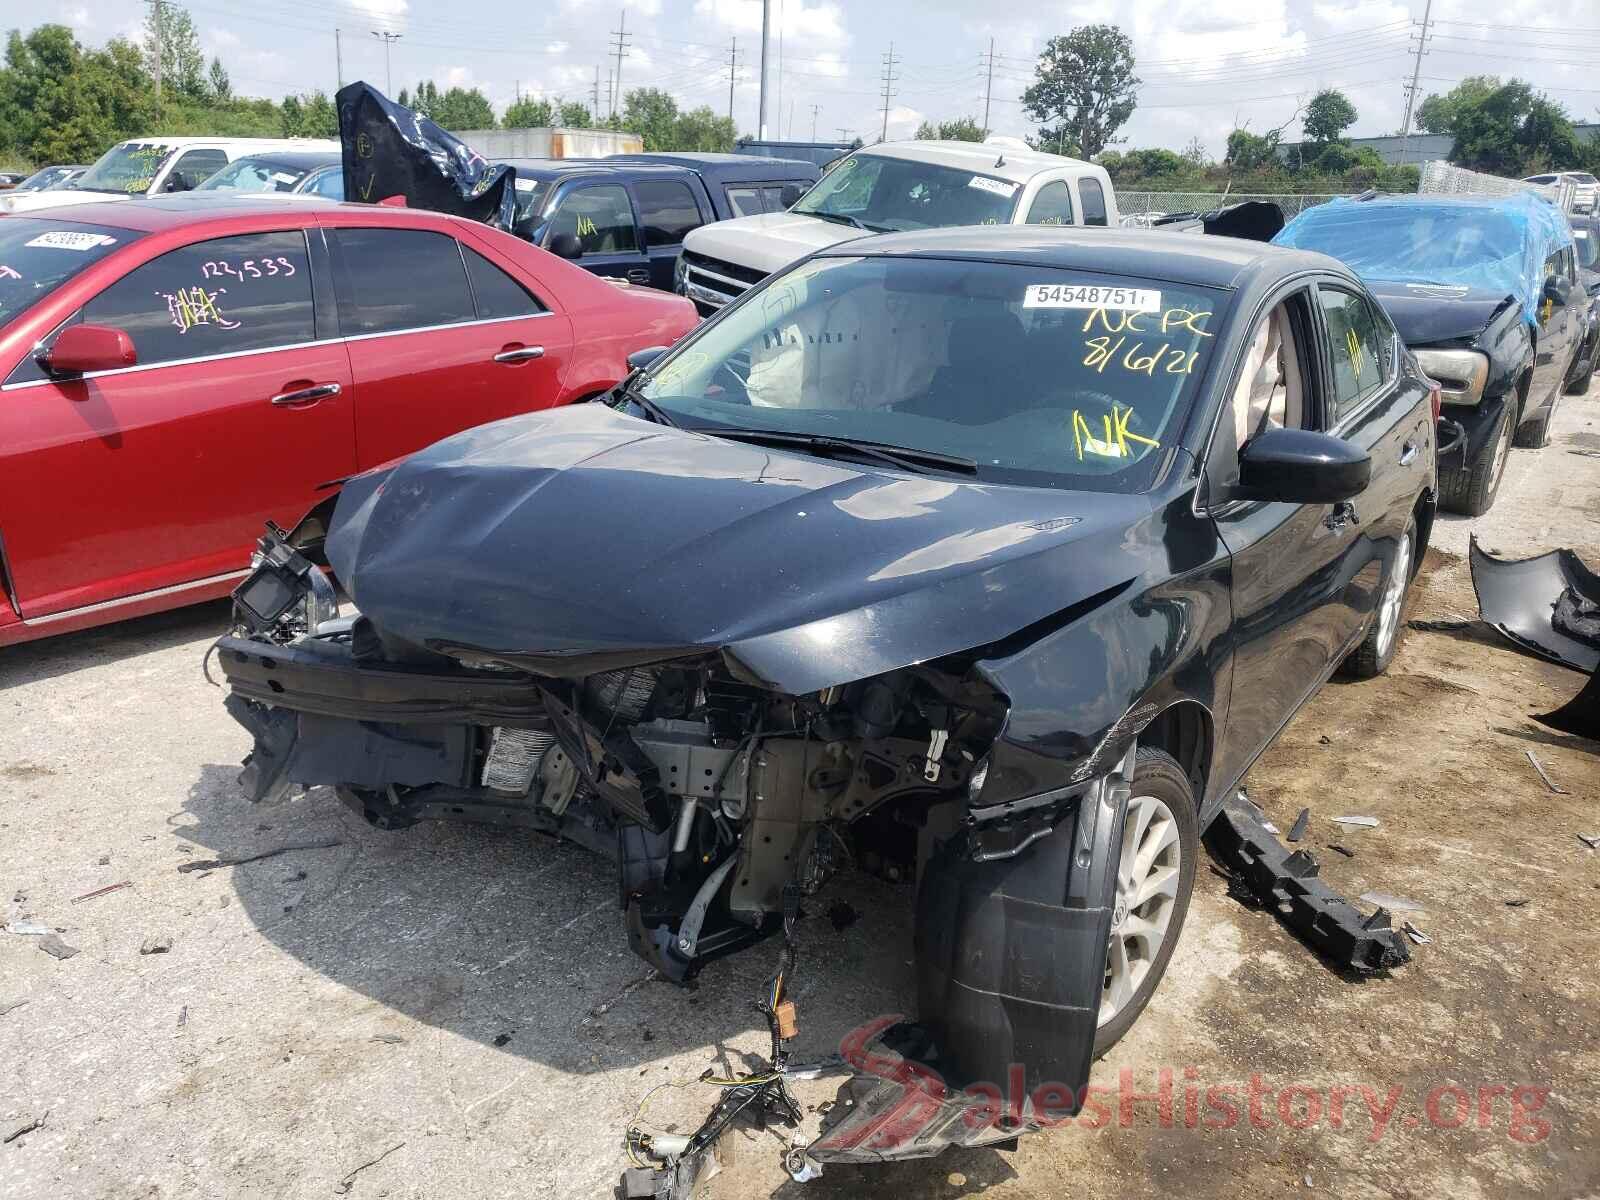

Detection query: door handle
xmin=1323 ymin=501 xmax=1360 ymax=531
xmin=270 ymin=382 xmax=341 ymax=407
xmin=1399 ymin=440 xmax=1420 ymax=465
xmin=493 ymin=345 xmax=545 ymax=363
xmin=626 ymin=269 xmax=650 ymax=284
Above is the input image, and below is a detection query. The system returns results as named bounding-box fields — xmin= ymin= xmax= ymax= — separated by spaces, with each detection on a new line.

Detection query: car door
xmin=633 ymin=178 xmax=705 ymax=290
xmin=1532 ymin=246 xmax=1580 ymax=403
xmin=541 ymin=181 xmax=648 ymax=284
xmin=163 ymin=148 xmax=229 ymax=194
xmin=1023 ymin=180 xmax=1075 ymax=227
xmin=327 ymin=223 xmax=574 ymax=469
xmin=0 ymin=227 xmax=355 ymax=617
xmin=1208 ymin=284 xmax=1379 ymax=786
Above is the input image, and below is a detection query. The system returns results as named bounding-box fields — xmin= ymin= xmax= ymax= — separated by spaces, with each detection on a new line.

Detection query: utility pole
xmin=609 ymin=9 xmax=631 ymax=119
xmin=775 ymin=0 xmax=784 ymax=139
xmin=810 ymin=103 xmax=822 ymax=141
xmin=593 ymin=66 xmax=602 ymax=122
xmin=371 ymin=30 xmax=401 ymax=95
xmin=335 ymin=27 xmax=343 ymax=89
xmin=727 ymin=37 xmax=738 ymax=127
xmin=981 ymin=37 xmax=995 ymax=136
xmin=836 ymin=127 xmax=853 ymax=142
xmin=758 ymin=0 xmax=771 ymax=139
xmin=606 ymin=68 xmax=614 ymax=120
xmin=879 ymin=43 xmax=899 ymax=143
xmin=1397 ymin=0 xmax=1434 ymax=168
xmin=148 ymin=0 xmax=163 ymax=101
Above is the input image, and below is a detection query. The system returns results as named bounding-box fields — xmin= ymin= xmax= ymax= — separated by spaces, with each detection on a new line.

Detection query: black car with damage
xmin=1275 ymin=192 xmax=1585 ymax=516
xmin=216 ymin=226 xmax=1434 ymax=1174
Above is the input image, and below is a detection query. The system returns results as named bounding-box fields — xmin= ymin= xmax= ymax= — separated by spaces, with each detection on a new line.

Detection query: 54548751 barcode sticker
xmin=26 ymin=231 xmax=117 ymax=252
xmin=1024 ymin=283 xmax=1160 ymax=312
xmin=968 ymin=175 xmax=1018 ymax=197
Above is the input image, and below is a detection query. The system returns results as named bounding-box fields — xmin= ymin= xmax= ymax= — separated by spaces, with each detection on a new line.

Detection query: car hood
xmin=0 ymin=190 xmax=129 ymax=214
xmin=325 ymin=404 xmax=1155 ymax=693
xmin=1364 ymin=280 xmax=1517 ymax=346
xmin=683 ymin=211 xmax=865 ymax=275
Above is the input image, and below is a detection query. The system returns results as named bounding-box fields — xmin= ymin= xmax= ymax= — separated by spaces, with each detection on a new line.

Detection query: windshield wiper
xmin=710 ymin=428 xmax=977 ymax=475
xmin=807 ymin=210 xmax=875 ymax=232
xmin=606 ymin=369 xmax=678 ymax=428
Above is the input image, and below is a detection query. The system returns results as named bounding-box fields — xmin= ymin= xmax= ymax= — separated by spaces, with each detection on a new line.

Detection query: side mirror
xmin=779 ymin=183 xmax=804 ymax=208
xmin=1235 ymin=427 xmax=1370 ymax=504
xmin=44 ymin=324 xmax=138 ymax=375
xmin=1543 ymin=274 xmax=1572 ymax=306
xmin=548 ymin=232 xmax=584 ymax=260
xmin=626 ymin=346 xmax=669 ymax=372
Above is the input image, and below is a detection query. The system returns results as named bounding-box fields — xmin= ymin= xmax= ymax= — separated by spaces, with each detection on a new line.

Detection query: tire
xmin=1094 ymin=747 xmax=1199 ymax=1058
xmin=1341 ymin=516 xmax=1416 ymax=679
xmin=1439 ymin=402 xmax=1512 ymax=516
xmin=1513 ymin=389 xmax=1558 ymax=448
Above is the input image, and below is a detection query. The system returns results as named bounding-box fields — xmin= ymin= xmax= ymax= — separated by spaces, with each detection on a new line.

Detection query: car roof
xmin=854 ymin=140 xmax=1099 ymax=182
xmin=223 ymin=151 xmax=343 ymax=171
xmin=604 ymin=152 xmax=818 ymax=178
xmin=819 ymin=225 xmax=1332 ymax=290
xmin=1 ymin=193 xmax=454 ymax=233
xmin=497 ymin=159 xmax=697 ymax=182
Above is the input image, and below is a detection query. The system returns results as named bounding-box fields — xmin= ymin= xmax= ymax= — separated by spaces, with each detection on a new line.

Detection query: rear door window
xmin=1079 ymin=178 xmax=1108 ymax=226
xmin=80 ymin=230 xmax=315 ymax=366
xmin=1025 ymin=181 xmax=1075 ymax=226
xmin=169 ymin=149 xmax=229 ymax=191
xmin=634 ymin=179 xmax=703 ymax=246
xmin=546 ymin=184 xmax=638 ymax=254
xmin=331 ymin=228 xmax=476 ymax=335
xmin=462 ymin=245 xmax=546 ymax=319
xmin=725 ymin=186 xmax=765 ymax=218
xmin=1318 ymin=285 xmax=1393 ymax=424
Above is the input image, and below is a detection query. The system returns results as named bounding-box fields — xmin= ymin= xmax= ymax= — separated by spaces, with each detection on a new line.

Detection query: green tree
xmin=620 ymin=87 xmax=681 ymax=149
xmin=1021 ymin=24 xmax=1138 ymax=158
xmin=503 ymin=96 xmax=553 ymax=128
xmin=206 ymin=55 xmax=230 ymax=103
xmin=432 ymin=86 xmax=495 ymax=130
xmin=0 ymin=25 xmax=155 ymax=163
xmin=1449 ymin=80 xmax=1579 ymax=174
xmin=915 ymin=116 xmax=985 ymax=142
xmin=1180 ymin=136 xmax=1210 ymax=168
xmin=1224 ymin=128 xmax=1280 ymax=172
xmin=1416 ymin=76 xmax=1498 ymax=136
xmin=1303 ymin=89 xmax=1357 ymax=143
xmin=143 ymin=1 xmax=206 ymax=102
xmin=672 ymin=104 xmax=735 ymax=151
xmin=557 ymin=100 xmax=592 ymax=126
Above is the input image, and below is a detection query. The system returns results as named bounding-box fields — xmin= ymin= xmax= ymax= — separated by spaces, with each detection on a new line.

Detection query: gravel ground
xmin=3 ymin=390 xmax=1598 ymax=1200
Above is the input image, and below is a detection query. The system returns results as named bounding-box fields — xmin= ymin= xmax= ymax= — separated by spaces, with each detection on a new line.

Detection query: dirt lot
xmin=4 ymin=396 xmax=1598 ymax=1200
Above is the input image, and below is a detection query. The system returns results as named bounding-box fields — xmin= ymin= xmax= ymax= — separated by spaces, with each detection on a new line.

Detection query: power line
xmin=608 ymin=8 xmax=630 ymax=118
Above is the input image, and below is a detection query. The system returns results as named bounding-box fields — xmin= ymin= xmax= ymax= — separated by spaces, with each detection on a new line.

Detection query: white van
xmin=0 ymin=137 xmax=340 ymax=214
xmin=677 ymin=139 xmax=1118 ymax=312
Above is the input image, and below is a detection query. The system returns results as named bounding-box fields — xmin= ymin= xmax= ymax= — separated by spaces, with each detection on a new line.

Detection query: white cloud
xmin=347 ymin=0 xmax=409 ymax=31
xmin=545 ymin=40 xmax=570 ymax=54
xmin=692 ymin=0 xmax=847 ymax=44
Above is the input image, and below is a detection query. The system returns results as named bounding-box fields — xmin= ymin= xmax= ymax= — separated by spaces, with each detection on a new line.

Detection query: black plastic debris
xmin=1206 ymin=797 xmax=1411 ymax=973
xmin=1469 ymin=536 xmax=1600 ymax=674
xmin=1288 ymin=808 xmax=1310 ymax=842
xmin=335 ymin=81 xmax=516 ymax=229
xmin=1536 ymin=664 xmax=1600 ymax=741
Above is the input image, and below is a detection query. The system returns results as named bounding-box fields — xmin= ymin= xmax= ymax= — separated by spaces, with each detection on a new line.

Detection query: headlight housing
xmin=672 ymin=253 xmax=689 ymax=295
xmin=1413 ymin=348 xmax=1490 ymax=407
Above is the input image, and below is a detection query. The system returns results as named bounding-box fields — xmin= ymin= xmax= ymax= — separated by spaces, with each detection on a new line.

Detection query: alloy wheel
xmin=1375 ymin=531 xmax=1413 ymax=660
xmin=1101 ymin=793 xmax=1182 ymax=1026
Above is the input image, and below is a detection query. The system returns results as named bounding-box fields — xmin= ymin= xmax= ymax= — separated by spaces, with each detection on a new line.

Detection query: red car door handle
xmin=494 ymin=345 xmax=546 ymax=363
xmin=271 ymin=382 xmax=341 ymax=407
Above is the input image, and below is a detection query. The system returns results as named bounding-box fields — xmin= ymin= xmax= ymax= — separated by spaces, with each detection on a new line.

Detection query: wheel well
xmin=1140 ymin=700 xmax=1213 ymax=810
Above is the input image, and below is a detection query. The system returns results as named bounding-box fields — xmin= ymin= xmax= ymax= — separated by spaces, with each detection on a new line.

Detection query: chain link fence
xmin=1417 ymin=160 xmax=1577 ymax=209
xmin=1116 ymin=191 xmax=1354 ymax=225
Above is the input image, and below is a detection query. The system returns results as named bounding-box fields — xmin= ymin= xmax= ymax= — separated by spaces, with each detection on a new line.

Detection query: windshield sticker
xmin=1071 ymin=405 xmax=1160 ymax=461
xmin=27 ymin=231 xmax=118 ymax=252
xmin=969 ymin=176 xmax=1019 ymax=198
xmin=1575 ymin=229 xmax=1589 ymax=239
xmin=271 ymin=171 xmax=299 ymax=185
xmin=164 ymin=286 xmax=240 ymax=333
xmin=1025 ymin=283 xmax=1160 ymax=312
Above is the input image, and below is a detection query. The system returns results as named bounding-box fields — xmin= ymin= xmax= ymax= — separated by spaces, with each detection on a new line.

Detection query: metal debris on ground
xmin=1402 ymin=922 xmax=1432 ymax=945
xmin=1359 ymin=891 xmax=1425 ymax=913
xmin=1524 ymin=750 xmax=1569 ymax=794
xmin=36 ymin=932 xmax=79 ymax=960
xmin=1327 ymin=843 xmax=1356 ymax=858
xmin=1537 ymin=665 xmax=1600 ymax=741
xmin=1578 ymin=834 xmax=1600 ymax=850
xmin=5 ymin=919 xmax=49 ymax=936
xmin=72 ymin=880 xmax=132 ymax=904
xmin=3 ymin=1112 xmax=47 ymax=1145
xmin=177 ymin=1005 xmax=188 ymax=1028
xmin=140 ymin=936 xmax=172 ymax=955
xmin=1206 ymin=798 xmax=1411 ymax=973
xmin=1331 ymin=815 xmax=1380 ymax=828
xmin=175 ymin=838 xmax=343 ymax=874
xmin=1505 ymin=897 xmax=1531 ymax=908
xmin=0 ymin=999 xmax=28 ymax=1017
xmin=332 ymin=1141 xmax=406 ymax=1195
xmin=1469 ymin=537 xmax=1600 ymax=674
xmin=1288 ymin=808 xmax=1310 ymax=842
xmin=370 ymin=1033 xmax=405 ymax=1044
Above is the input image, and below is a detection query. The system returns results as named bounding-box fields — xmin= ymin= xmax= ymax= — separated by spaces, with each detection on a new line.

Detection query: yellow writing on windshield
xmin=1081 ymin=306 xmax=1213 ymax=337
xmin=1346 ymin=328 xmax=1365 ymax=383
xmin=1071 ymin=405 xmax=1160 ymax=461
xmin=1083 ymin=335 xmax=1199 ymax=376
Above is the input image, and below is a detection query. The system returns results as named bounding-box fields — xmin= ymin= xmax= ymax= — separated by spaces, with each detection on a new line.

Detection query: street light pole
xmin=371 ymin=30 xmax=401 ymax=95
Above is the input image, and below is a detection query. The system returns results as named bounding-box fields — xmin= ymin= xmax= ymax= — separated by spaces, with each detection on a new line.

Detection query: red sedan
xmin=0 ymin=195 xmax=697 ymax=646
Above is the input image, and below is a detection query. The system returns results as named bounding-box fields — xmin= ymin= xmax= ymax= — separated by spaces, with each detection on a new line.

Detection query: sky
xmin=9 ymin=0 xmax=1600 ymax=156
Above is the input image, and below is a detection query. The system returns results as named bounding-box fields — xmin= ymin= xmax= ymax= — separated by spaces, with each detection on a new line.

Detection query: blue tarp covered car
xmin=1274 ymin=193 xmax=1586 ymax=516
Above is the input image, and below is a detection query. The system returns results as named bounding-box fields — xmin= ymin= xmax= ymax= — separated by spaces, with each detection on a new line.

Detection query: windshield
xmin=791 ymin=152 xmax=1020 ymax=232
xmin=0 ymin=218 xmax=134 ymax=329
xmin=638 ymin=255 xmax=1224 ymax=493
xmin=17 ymin=167 xmax=69 ymax=192
xmin=1276 ymin=205 xmax=1523 ymax=284
xmin=197 ymin=158 xmax=312 ymax=193
xmin=511 ymin=178 xmax=552 ymax=239
xmin=76 ymin=142 xmax=176 ymax=195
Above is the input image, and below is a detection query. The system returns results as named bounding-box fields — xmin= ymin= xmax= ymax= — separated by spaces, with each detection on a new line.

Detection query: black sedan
xmin=215 ymin=227 xmax=1435 ymax=1164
